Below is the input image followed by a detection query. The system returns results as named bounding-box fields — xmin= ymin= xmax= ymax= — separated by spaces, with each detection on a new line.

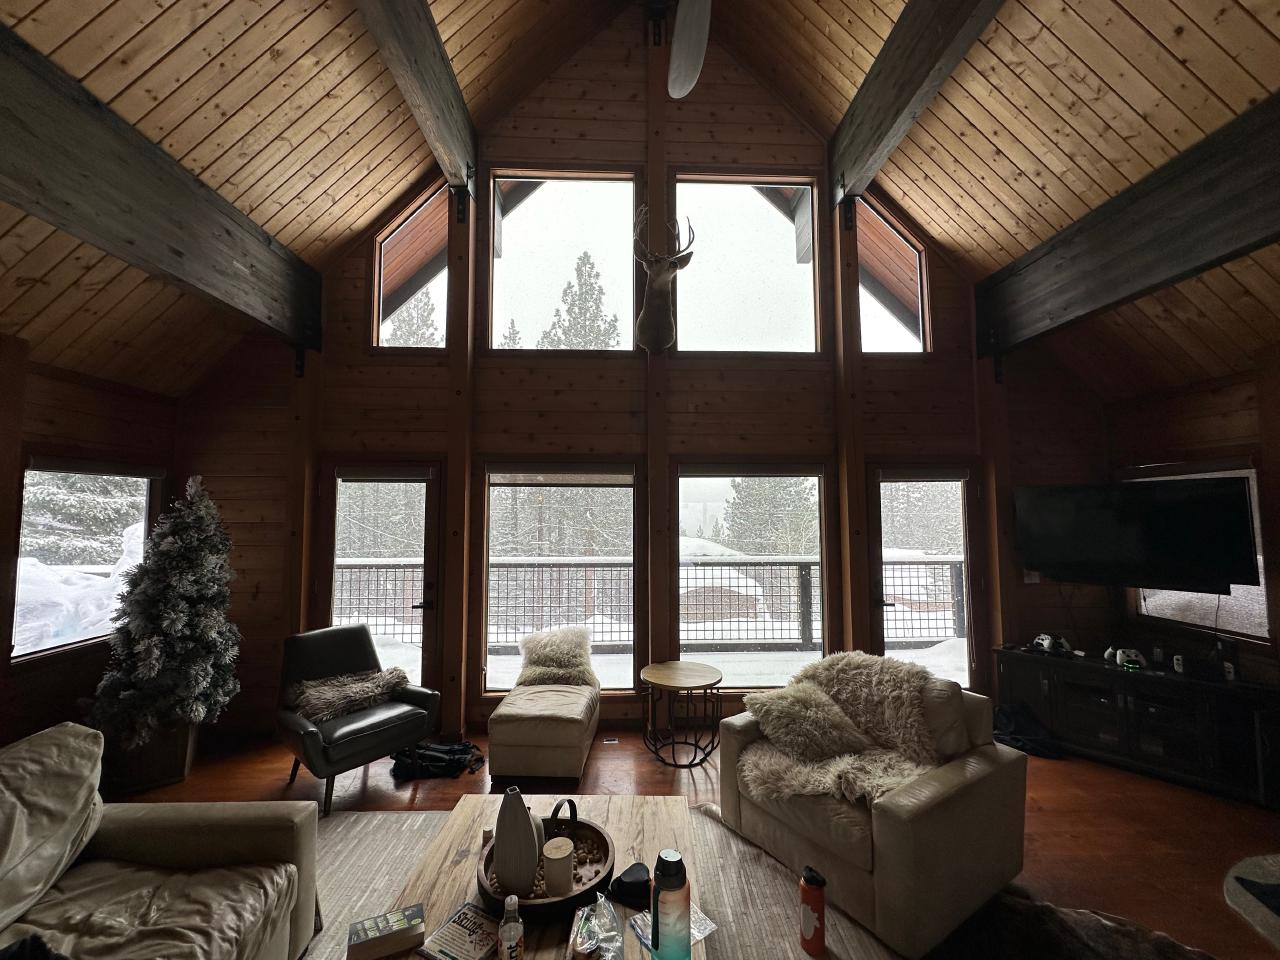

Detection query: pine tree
xmin=536 ymin=251 xmax=620 ymax=350
xmin=20 ymin=472 xmax=148 ymax=564
xmin=91 ymin=476 xmax=241 ymax=748
xmin=723 ymin=477 xmax=819 ymax=555
xmin=498 ymin=318 xmax=522 ymax=348
xmin=384 ymin=284 xmax=441 ymax=347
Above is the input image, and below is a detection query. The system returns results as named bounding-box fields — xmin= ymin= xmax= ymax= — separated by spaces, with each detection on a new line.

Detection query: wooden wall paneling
xmin=645 ymin=18 xmax=673 ymax=669
xmin=1109 ymin=374 xmax=1262 ymax=466
xmin=1255 ymin=346 xmax=1280 ymax=657
xmin=439 ymin=186 xmax=475 ymax=738
xmin=178 ymin=338 xmax=298 ymax=734
xmin=833 ymin=199 xmax=869 ymax=652
xmin=0 ymin=335 xmax=28 ymax=668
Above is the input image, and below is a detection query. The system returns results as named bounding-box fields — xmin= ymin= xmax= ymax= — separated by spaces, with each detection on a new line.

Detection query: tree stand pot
xmin=101 ymin=723 xmax=198 ymax=798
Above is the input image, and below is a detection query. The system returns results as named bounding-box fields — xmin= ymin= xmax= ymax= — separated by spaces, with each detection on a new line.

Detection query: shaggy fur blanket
xmin=515 ymin=626 xmax=600 ymax=687
xmin=289 ymin=668 xmax=409 ymax=723
xmin=740 ymin=652 xmax=940 ymax=805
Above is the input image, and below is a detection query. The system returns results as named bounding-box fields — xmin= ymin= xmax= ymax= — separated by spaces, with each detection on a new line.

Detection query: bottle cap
xmin=504 ymin=894 xmax=518 ymax=911
xmin=653 ymin=849 xmax=686 ymax=890
xmin=802 ymin=866 xmax=826 ymax=888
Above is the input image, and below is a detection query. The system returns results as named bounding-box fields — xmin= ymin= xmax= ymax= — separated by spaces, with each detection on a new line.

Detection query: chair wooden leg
xmin=288 ymin=757 xmax=301 ymax=784
xmin=323 ymin=776 xmax=335 ymax=817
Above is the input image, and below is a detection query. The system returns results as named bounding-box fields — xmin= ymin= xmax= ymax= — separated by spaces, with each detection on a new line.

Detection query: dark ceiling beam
xmin=359 ymin=0 xmax=476 ymax=192
xmin=978 ymin=92 xmax=1280 ymax=353
xmin=830 ymin=0 xmax=1003 ymax=204
xmin=0 ymin=25 xmax=319 ymax=345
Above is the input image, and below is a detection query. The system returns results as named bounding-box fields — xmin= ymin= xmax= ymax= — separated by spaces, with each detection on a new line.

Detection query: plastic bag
xmin=571 ymin=893 xmax=623 ymax=959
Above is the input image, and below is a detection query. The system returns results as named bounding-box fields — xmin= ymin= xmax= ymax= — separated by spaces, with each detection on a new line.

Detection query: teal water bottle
xmin=651 ymin=849 xmax=691 ymax=960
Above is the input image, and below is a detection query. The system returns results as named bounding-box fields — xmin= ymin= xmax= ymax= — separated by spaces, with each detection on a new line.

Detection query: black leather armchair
xmin=278 ymin=624 xmax=440 ymax=815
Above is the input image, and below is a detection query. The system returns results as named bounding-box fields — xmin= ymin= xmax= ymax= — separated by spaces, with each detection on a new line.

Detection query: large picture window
xmin=857 ymin=199 xmax=925 ymax=352
xmin=376 ymin=187 xmax=449 ymax=348
xmin=13 ymin=465 xmax=157 ymax=658
xmin=484 ymin=468 xmax=636 ymax=690
xmin=1136 ymin=467 xmax=1268 ymax=640
xmin=675 ymin=181 xmax=817 ymax=352
xmin=677 ymin=470 xmax=825 ymax=687
xmin=491 ymin=176 xmax=634 ymax=350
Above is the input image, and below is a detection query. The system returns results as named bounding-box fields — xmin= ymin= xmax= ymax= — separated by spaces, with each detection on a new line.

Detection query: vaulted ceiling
xmin=1 ymin=0 xmax=1277 ymax=401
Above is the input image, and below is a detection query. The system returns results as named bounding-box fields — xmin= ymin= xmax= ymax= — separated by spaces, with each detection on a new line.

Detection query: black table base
xmin=643 ymin=683 xmax=723 ymax=768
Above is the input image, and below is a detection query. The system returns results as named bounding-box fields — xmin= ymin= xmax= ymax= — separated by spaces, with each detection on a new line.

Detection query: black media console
xmin=995 ymin=647 xmax=1279 ymax=808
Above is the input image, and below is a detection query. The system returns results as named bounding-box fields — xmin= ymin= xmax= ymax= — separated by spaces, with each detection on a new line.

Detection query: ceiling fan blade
xmin=667 ymin=0 xmax=711 ymax=99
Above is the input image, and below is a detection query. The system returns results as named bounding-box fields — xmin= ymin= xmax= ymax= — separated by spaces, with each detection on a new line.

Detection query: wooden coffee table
xmin=390 ymin=794 xmax=707 ymax=959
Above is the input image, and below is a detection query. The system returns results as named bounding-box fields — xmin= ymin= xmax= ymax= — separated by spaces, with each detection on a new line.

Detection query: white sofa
xmin=0 ymin=723 xmax=317 ymax=960
xmin=720 ymin=689 xmax=1027 ymax=959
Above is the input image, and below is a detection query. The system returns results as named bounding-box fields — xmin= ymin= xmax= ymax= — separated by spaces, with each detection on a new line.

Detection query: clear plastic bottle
xmin=498 ymin=894 xmax=524 ymax=960
xmin=651 ymin=849 xmax=691 ymax=960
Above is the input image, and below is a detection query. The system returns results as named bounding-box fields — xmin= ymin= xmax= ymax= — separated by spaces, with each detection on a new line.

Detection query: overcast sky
xmin=489 ymin=178 xmax=916 ymax=352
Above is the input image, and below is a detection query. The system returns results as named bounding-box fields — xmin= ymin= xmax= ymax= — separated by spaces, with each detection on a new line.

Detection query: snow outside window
xmin=491 ymin=177 xmax=634 ymax=350
xmin=677 ymin=472 xmax=825 ymax=687
xmin=13 ymin=469 xmax=151 ymax=658
xmin=485 ymin=470 xmax=636 ymax=690
xmin=1136 ymin=468 xmax=1269 ymax=639
xmin=675 ymin=181 xmax=818 ymax=352
xmin=378 ymin=188 xmax=449 ymax=348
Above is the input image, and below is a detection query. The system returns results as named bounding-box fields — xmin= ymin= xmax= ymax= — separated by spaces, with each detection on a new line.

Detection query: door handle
xmin=411 ymin=601 xmax=433 ymax=611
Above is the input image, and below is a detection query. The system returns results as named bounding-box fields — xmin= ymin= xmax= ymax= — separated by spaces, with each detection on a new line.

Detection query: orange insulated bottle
xmin=800 ymin=866 xmax=826 ymax=956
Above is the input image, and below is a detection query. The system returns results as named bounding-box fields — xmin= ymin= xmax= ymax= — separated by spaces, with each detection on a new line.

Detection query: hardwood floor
xmin=141 ymin=729 xmax=1278 ymax=960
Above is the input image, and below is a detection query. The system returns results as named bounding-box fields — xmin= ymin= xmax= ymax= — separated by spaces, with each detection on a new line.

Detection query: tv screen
xmin=1014 ymin=478 xmax=1258 ymax=593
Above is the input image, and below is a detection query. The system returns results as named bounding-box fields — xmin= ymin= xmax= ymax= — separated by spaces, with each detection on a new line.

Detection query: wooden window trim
xmin=8 ymin=453 xmax=165 ymax=666
xmin=370 ymin=178 xmax=452 ymax=355
xmin=670 ymin=457 xmax=837 ymax=692
xmin=855 ymin=190 xmax=932 ymax=355
xmin=478 ymin=163 xmax=645 ymax=357
xmin=308 ymin=455 xmax=446 ymax=687
xmin=467 ymin=454 xmax=648 ymax=718
xmin=670 ymin=168 xmax=828 ymax=357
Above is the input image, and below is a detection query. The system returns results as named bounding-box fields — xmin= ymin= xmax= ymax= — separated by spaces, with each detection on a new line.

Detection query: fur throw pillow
xmin=515 ymin=626 xmax=600 ymax=688
xmin=290 ymin=667 xmax=409 ymax=723
xmin=744 ymin=682 xmax=874 ymax=762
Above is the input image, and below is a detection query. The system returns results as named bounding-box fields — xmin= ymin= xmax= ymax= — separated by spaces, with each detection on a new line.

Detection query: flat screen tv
xmin=1014 ymin=478 xmax=1258 ymax=593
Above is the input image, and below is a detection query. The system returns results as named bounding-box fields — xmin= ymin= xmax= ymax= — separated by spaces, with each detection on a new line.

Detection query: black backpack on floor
xmin=390 ymin=740 xmax=485 ymax=780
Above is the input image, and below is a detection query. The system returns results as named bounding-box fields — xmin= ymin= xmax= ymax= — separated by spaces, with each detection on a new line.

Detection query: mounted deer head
xmin=634 ymin=205 xmax=694 ymax=355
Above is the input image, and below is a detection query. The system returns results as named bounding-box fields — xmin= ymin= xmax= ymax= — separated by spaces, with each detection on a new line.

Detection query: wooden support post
xmin=975 ymin=355 xmax=1019 ymax=687
xmin=0 ymin=336 xmax=29 ymax=665
xmin=1256 ymin=346 xmax=1280 ymax=658
xmin=832 ymin=200 xmax=870 ymax=651
xmin=285 ymin=352 xmax=322 ymax=638
xmin=645 ymin=13 xmax=673 ymax=672
xmin=440 ymin=186 xmax=476 ymax=738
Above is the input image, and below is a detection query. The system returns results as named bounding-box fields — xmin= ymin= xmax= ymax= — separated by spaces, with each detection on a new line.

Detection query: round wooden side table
xmin=640 ymin=660 xmax=724 ymax=768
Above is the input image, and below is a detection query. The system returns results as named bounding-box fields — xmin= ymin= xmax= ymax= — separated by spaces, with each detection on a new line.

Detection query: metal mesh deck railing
xmin=330 ymin=556 xmax=966 ymax=650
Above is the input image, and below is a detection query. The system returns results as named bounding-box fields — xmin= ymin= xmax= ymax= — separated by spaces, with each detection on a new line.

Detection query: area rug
xmin=313 ymin=806 xmax=1214 ymax=959
xmin=314 ymin=811 xmax=446 ymax=958
xmin=1225 ymin=854 xmax=1280 ymax=949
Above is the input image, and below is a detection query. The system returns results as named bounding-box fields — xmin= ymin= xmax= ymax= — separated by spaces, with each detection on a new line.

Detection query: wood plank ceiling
xmin=2 ymin=0 xmax=1277 ymax=401
xmin=717 ymin=0 xmax=1280 ymax=400
xmin=0 ymin=0 xmax=621 ymax=394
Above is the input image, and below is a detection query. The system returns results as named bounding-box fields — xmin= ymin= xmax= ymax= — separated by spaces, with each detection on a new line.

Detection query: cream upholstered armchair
xmin=719 ymin=689 xmax=1026 ymax=959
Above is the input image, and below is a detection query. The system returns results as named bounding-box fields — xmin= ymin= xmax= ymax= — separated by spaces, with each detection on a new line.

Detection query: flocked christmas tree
xmin=91 ymin=476 xmax=241 ymax=748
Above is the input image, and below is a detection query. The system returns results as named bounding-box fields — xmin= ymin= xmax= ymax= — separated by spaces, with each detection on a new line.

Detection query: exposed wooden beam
xmin=359 ymin=0 xmax=476 ymax=191
xmin=978 ymin=93 xmax=1280 ymax=353
xmin=830 ymin=0 xmax=1003 ymax=204
xmin=0 ymin=25 xmax=319 ymax=346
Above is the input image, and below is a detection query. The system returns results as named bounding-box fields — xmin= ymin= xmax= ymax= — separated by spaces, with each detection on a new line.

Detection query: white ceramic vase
xmin=493 ymin=786 xmax=539 ymax=896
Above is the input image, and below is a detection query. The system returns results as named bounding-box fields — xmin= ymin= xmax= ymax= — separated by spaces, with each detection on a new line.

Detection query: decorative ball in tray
xmin=478 ymin=796 xmax=616 ymax=922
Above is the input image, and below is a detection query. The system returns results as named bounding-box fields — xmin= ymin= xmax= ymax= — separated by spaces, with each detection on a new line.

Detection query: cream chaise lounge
xmin=0 ymin=723 xmax=317 ymax=960
xmin=720 ymin=688 xmax=1027 ymax=959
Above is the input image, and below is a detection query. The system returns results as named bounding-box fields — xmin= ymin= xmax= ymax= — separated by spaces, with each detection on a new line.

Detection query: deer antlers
xmin=634 ymin=204 xmax=694 ymax=262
